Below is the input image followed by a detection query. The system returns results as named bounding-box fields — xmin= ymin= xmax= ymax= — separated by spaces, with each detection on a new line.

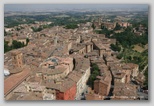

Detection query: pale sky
xmin=4 ymin=4 xmax=148 ymax=12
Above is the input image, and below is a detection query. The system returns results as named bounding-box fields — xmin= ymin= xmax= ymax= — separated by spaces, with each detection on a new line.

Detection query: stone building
xmin=17 ymin=36 xmax=27 ymax=45
xmin=11 ymin=50 xmax=23 ymax=68
xmin=111 ymin=83 xmax=137 ymax=100
xmin=113 ymin=72 xmax=127 ymax=84
xmin=126 ymin=63 xmax=139 ymax=78
xmin=4 ymin=66 xmax=31 ymax=100
xmin=94 ymin=70 xmax=112 ymax=97
xmin=93 ymin=17 xmax=102 ymax=29
xmin=43 ymin=78 xmax=77 ymax=100
xmin=37 ymin=56 xmax=74 ymax=80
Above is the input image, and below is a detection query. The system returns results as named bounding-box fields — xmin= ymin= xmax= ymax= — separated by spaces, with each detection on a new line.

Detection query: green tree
xmin=114 ymin=23 xmax=121 ymax=30
xmin=92 ymin=63 xmax=99 ymax=71
xmin=110 ymin=44 xmax=121 ymax=52
xmin=12 ymin=40 xmax=25 ymax=49
xmin=65 ymin=24 xmax=78 ymax=29
xmin=31 ymin=27 xmax=43 ymax=32
xmin=4 ymin=40 xmax=11 ymax=53
xmin=87 ymin=63 xmax=100 ymax=89
xmin=26 ymin=38 xmax=29 ymax=45
xmin=92 ymin=23 xmax=95 ymax=29
xmin=117 ymin=53 xmax=123 ymax=59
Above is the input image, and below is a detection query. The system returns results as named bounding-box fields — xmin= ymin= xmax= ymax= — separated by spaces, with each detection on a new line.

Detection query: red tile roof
xmin=4 ymin=66 xmax=30 ymax=96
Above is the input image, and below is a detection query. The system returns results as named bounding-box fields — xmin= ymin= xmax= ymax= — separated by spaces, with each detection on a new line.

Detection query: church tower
xmin=11 ymin=50 xmax=23 ymax=68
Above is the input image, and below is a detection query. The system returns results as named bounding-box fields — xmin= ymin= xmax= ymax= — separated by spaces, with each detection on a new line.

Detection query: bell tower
xmin=98 ymin=17 xmax=102 ymax=25
xmin=11 ymin=50 xmax=23 ymax=68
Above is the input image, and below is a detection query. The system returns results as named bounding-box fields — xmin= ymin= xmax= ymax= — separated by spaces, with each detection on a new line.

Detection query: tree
xmin=93 ymin=70 xmax=99 ymax=75
xmin=92 ymin=63 xmax=99 ymax=71
xmin=87 ymin=63 xmax=100 ymax=89
xmin=26 ymin=38 xmax=29 ymax=45
xmin=4 ymin=40 xmax=11 ymax=53
xmin=110 ymin=44 xmax=121 ymax=52
xmin=127 ymin=56 xmax=132 ymax=61
xmin=12 ymin=40 xmax=25 ymax=49
xmin=65 ymin=24 xmax=78 ymax=29
xmin=16 ymin=27 xmax=21 ymax=31
xmin=117 ymin=53 xmax=123 ymax=59
xmin=135 ymin=27 xmax=139 ymax=31
xmin=95 ymin=27 xmax=113 ymax=38
xmin=4 ymin=39 xmax=29 ymax=53
xmin=92 ymin=23 xmax=95 ymax=29
xmin=101 ymin=25 xmax=105 ymax=29
xmin=31 ymin=27 xmax=43 ymax=32
xmin=114 ymin=23 xmax=121 ymax=30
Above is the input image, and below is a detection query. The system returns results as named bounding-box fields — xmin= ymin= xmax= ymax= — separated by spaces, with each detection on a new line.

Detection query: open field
xmin=133 ymin=44 xmax=147 ymax=53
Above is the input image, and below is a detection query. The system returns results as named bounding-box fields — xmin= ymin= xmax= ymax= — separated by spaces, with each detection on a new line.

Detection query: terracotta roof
xmin=72 ymin=43 xmax=85 ymax=52
xmin=9 ymin=66 xmax=23 ymax=74
xmin=17 ymin=36 xmax=27 ymax=39
xmin=113 ymin=83 xmax=137 ymax=98
xmin=4 ymin=66 xmax=30 ymax=96
xmin=105 ymin=56 xmax=114 ymax=62
xmin=42 ymin=78 xmax=76 ymax=92
xmin=17 ymin=93 xmax=43 ymax=100
xmin=75 ymin=58 xmax=90 ymax=72
xmin=13 ymin=84 xmax=27 ymax=93
xmin=40 ymin=65 xmax=68 ymax=75
xmin=86 ymin=93 xmax=102 ymax=100
xmin=67 ymin=71 xmax=82 ymax=83
xmin=126 ymin=63 xmax=139 ymax=68
xmin=92 ymin=40 xmax=106 ymax=50
xmin=122 ymin=64 xmax=131 ymax=69
xmin=99 ymin=80 xmax=109 ymax=86
xmin=86 ymin=51 xmax=99 ymax=57
xmin=10 ymin=50 xmax=22 ymax=56
xmin=113 ymin=72 xmax=126 ymax=79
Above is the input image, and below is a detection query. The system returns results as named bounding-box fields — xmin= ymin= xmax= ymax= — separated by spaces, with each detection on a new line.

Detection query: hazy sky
xmin=4 ymin=4 xmax=148 ymax=12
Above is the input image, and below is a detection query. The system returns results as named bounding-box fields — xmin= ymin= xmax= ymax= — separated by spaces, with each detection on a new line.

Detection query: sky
xmin=4 ymin=4 xmax=148 ymax=12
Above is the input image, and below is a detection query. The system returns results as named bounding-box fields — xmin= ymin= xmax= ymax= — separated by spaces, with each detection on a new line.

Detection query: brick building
xmin=94 ymin=70 xmax=111 ymax=96
xmin=43 ymin=78 xmax=77 ymax=100
xmin=37 ymin=56 xmax=74 ymax=80
xmin=111 ymin=83 xmax=137 ymax=100
xmin=11 ymin=50 xmax=23 ymax=68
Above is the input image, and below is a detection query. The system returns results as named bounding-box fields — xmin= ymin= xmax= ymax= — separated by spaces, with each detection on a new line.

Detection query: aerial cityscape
xmin=4 ymin=4 xmax=148 ymax=100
